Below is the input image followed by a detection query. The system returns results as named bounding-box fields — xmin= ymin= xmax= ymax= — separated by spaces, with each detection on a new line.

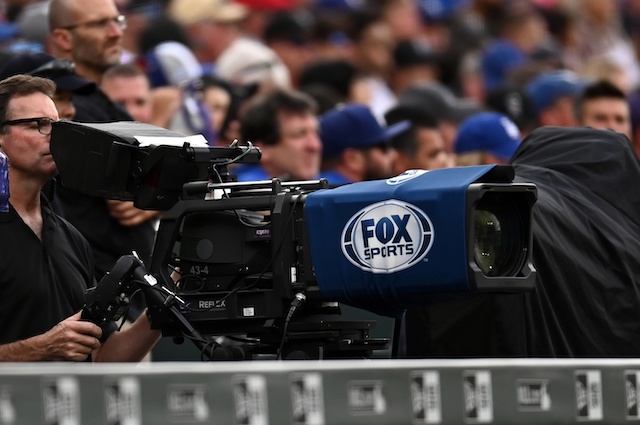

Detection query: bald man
xmin=47 ymin=0 xmax=159 ymax=306
xmin=49 ymin=0 xmax=126 ymax=85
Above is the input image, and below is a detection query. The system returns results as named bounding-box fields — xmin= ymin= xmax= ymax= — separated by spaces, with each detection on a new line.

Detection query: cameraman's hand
xmin=41 ymin=311 xmax=102 ymax=361
xmin=106 ymin=200 xmax=160 ymax=227
xmin=38 ymin=311 xmax=102 ymax=361
xmin=0 ymin=312 xmax=102 ymax=362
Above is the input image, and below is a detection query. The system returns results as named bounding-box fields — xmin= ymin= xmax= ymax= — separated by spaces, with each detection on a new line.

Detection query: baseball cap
xmin=168 ymin=0 xmax=248 ymax=26
xmin=398 ymin=81 xmax=482 ymax=123
xmin=526 ymin=70 xmax=586 ymax=115
xmin=0 ymin=53 xmax=94 ymax=93
xmin=454 ymin=112 xmax=521 ymax=161
xmin=216 ymin=38 xmax=291 ymax=88
xmin=481 ymin=40 xmax=526 ymax=91
xmin=320 ymin=103 xmax=411 ymax=159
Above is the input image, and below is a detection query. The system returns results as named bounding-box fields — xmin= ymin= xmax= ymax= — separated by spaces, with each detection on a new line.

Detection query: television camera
xmin=50 ymin=121 xmax=537 ymax=360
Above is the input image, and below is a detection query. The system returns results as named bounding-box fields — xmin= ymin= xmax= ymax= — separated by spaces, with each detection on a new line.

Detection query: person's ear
xmin=51 ymin=28 xmax=74 ymax=55
xmin=342 ymin=148 xmax=365 ymax=172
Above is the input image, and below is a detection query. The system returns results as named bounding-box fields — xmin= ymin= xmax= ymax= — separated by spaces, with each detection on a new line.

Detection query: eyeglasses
xmin=29 ymin=59 xmax=75 ymax=78
xmin=61 ymin=14 xmax=127 ymax=31
xmin=0 ymin=117 xmax=56 ymax=135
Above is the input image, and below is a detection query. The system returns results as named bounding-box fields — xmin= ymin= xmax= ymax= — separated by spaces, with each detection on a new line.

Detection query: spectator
xmin=198 ymin=74 xmax=257 ymax=145
xmin=48 ymin=0 xmax=131 ymax=122
xmin=48 ymin=0 xmax=121 ymax=83
xmin=101 ymin=63 xmax=153 ymax=123
xmin=0 ymin=74 xmax=160 ymax=361
xmin=319 ymin=103 xmax=406 ymax=185
xmin=453 ymin=112 xmax=522 ymax=165
xmin=47 ymin=0 xmax=159 ymax=289
xmin=526 ymin=69 xmax=585 ymax=127
xmin=574 ymin=79 xmax=632 ymax=139
xmin=480 ymin=3 xmax=549 ymax=91
xmin=236 ymin=88 xmax=321 ymax=181
xmin=385 ymin=104 xmax=453 ymax=174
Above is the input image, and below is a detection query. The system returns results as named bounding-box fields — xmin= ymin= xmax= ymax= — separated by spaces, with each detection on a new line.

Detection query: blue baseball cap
xmin=320 ymin=104 xmax=411 ymax=159
xmin=526 ymin=70 xmax=586 ymax=115
xmin=481 ymin=40 xmax=526 ymax=91
xmin=454 ymin=112 xmax=521 ymax=161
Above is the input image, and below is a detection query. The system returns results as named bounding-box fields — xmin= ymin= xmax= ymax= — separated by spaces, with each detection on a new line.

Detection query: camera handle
xmin=83 ymin=254 xmax=250 ymax=361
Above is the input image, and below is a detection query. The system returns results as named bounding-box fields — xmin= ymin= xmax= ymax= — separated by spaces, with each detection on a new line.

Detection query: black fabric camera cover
xmin=404 ymin=126 xmax=640 ymax=357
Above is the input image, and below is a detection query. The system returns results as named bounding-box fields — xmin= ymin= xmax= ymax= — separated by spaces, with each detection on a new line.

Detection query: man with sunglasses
xmin=0 ymin=74 xmax=160 ymax=361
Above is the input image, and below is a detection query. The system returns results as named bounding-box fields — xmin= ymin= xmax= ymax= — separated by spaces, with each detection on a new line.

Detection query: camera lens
xmin=473 ymin=194 xmax=525 ymax=277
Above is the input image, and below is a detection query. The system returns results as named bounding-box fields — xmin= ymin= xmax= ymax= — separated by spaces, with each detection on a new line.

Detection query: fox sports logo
xmin=341 ymin=200 xmax=434 ymax=274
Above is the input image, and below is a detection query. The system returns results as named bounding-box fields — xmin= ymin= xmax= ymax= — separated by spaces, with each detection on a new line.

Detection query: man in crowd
xmin=236 ymin=89 xmax=321 ymax=182
xmin=319 ymin=103 xmax=405 ymax=185
xmin=47 ymin=0 xmax=158 ymax=283
xmin=101 ymin=63 xmax=153 ymax=124
xmin=0 ymin=74 xmax=160 ymax=361
xmin=48 ymin=0 xmax=131 ymax=122
xmin=575 ymin=79 xmax=632 ymax=139
xmin=384 ymin=105 xmax=454 ymax=174
xmin=526 ymin=70 xmax=585 ymax=128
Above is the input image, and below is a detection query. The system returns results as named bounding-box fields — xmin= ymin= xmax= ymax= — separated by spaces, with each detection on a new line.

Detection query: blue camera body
xmin=305 ymin=165 xmax=536 ymax=316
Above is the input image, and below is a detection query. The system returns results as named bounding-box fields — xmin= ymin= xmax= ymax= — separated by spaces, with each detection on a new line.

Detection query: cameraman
xmin=0 ymin=75 xmax=160 ymax=361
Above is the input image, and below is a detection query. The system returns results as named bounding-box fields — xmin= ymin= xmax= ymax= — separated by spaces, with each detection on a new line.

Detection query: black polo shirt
xmin=0 ymin=198 xmax=94 ymax=344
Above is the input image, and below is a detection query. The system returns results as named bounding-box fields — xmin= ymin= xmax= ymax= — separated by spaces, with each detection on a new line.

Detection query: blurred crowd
xmin=2 ymin=0 xmax=640 ymax=361
xmin=1 ymin=0 xmax=640 ymax=183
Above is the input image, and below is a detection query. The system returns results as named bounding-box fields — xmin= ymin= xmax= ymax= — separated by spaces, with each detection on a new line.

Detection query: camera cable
xmin=276 ymin=292 xmax=307 ymax=360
